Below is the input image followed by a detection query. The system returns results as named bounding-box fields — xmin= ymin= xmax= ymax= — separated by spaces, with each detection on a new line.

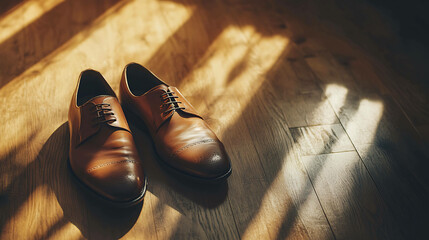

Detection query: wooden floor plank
xmin=349 ymin=56 xmax=429 ymax=130
xmin=218 ymin=41 xmax=336 ymax=239
xmin=300 ymin=39 xmax=429 ymax=239
xmin=301 ymin=152 xmax=403 ymax=240
xmin=238 ymin=89 xmax=335 ymax=240
xmin=206 ymin=95 xmax=288 ymax=239
xmin=305 ymin=50 xmax=429 ymax=180
xmin=355 ymin=144 xmax=429 ymax=239
xmin=290 ymin=124 xmax=355 ymax=156
xmin=215 ymin=4 xmax=337 ymax=236
xmin=282 ymin=57 xmax=339 ymax=128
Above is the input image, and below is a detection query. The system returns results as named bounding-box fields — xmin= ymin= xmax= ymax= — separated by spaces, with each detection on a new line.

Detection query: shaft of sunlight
xmin=0 ymin=0 xmax=64 ymax=44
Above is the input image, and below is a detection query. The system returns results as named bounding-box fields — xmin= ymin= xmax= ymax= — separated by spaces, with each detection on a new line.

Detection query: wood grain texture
xmin=290 ymin=124 xmax=355 ymax=156
xmin=301 ymin=152 xmax=402 ymax=240
xmin=0 ymin=0 xmax=428 ymax=239
xmin=355 ymin=144 xmax=429 ymax=239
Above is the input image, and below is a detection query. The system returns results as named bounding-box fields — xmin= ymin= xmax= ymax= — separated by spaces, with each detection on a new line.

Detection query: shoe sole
xmin=67 ymin=158 xmax=147 ymax=208
xmin=156 ymin=154 xmax=232 ymax=184
xmin=123 ymin=106 xmax=232 ymax=184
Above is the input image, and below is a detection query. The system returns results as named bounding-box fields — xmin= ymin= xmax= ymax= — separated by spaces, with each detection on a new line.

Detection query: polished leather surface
xmin=68 ymin=70 xmax=146 ymax=204
xmin=119 ymin=63 xmax=231 ymax=181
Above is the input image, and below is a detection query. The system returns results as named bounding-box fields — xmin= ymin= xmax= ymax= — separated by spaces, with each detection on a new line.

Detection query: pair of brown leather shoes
xmin=68 ymin=63 xmax=232 ymax=207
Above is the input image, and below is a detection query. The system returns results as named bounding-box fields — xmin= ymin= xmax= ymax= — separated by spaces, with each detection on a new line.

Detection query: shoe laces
xmin=160 ymin=90 xmax=185 ymax=116
xmin=92 ymin=103 xmax=116 ymax=125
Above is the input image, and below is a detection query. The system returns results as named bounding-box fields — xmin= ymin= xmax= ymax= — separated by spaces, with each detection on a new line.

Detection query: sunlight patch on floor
xmin=324 ymin=83 xmax=384 ymax=146
xmin=243 ymin=83 xmax=384 ymax=239
xmin=345 ymin=99 xmax=384 ymax=146
xmin=45 ymin=221 xmax=82 ymax=240
xmin=324 ymin=83 xmax=348 ymax=109
xmin=242 ymin=143 xmax=332 ymax=240
xmin=178 ymin=25 xmax=289 ymax=137
xmin=149 ymin=194 xmax=184 ymax=240
xmin=0 ymin=0 xmax=64 ymax=44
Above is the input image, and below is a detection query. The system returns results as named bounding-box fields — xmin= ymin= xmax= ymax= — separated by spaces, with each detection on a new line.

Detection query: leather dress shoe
xmin=119 ymin=63 xmax=232 ymax=182
xmin=68 ymin=69 xmax=146 ymax=206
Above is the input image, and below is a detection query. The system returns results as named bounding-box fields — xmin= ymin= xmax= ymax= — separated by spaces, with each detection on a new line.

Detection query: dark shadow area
xmin=369 ymin=0 xmax=429 ymax=87
xmin=0 ymin=0 xmax=24 ymax=17
xmin=369 ymin=0 xmax=429 ymax=44
xmin=281 ymin=0 xmax=429 ymax=87
xmin=0 ymin=123 xmax=142 ymax=239
xmin=0 ymin=0 xmax=129 ymax=88
xmin=359 ymin=121 xmax=429 ymax=239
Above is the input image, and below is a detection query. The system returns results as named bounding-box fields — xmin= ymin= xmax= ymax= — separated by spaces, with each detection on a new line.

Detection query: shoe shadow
xmin=35 ymin=122 xmax=142 ymax=239
xmin=128 ymin=120 xmax=229 ymax=209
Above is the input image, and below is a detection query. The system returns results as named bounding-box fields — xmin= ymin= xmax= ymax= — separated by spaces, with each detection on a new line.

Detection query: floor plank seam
xmin=226 ymin=197 xmax=242 ymax=240
xmin=297 ymin=153 xmax=338 ymax=240
xmin=288 ymin=123 xmax=343 ymax=129
xmin=147 ymin=194 xmax=161 ymax=240
xmin=297 ymin=150 xmax=356 ymax=157
xmin=241 ymin=112 xmax=272 ymax=183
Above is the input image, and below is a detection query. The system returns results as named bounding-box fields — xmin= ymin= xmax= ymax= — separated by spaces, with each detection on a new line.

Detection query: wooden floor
xmin=1 ymin=0 xmax=428 ymax=239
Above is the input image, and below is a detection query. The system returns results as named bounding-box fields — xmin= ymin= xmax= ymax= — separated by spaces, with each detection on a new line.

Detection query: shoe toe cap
xmin=171 ymin=141 xmax=232 ymax=180
xmin=85 ymin=162 xmax=146 ymax=203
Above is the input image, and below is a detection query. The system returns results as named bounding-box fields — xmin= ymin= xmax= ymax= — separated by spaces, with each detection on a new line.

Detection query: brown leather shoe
xmin=119 ymin=63 xmax=232 ymax=182
xmin=68 ymin=69 xmax=146 ymax=206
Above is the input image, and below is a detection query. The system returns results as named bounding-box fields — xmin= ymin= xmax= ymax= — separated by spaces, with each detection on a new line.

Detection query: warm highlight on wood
xmin=0 ymin=0 xmax=428 ymax=239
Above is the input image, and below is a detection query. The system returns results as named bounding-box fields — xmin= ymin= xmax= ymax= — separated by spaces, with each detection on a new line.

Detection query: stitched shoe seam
xmin=170 ymin=139 xmax=217 ymax=159
xmin=87 ymin=159 xmax=139 ymax=173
